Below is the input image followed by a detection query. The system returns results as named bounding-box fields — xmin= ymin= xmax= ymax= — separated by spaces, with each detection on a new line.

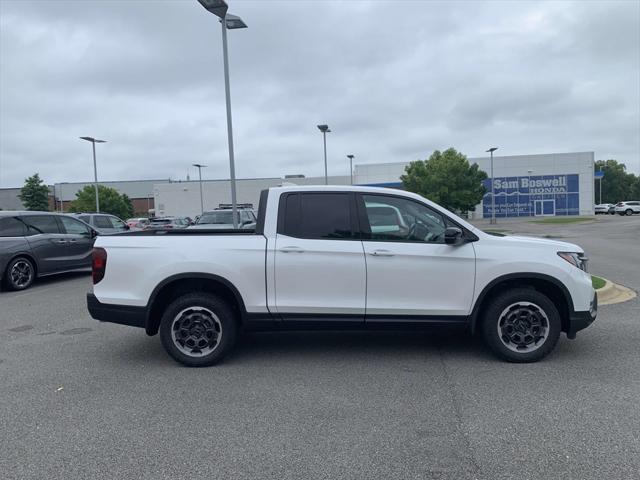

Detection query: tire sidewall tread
xmin=481 ymin=288 xmax=561 ymax=363
xmin=4 ymin=256 xmax=35 ymax=291
xmin=159 ymin=292 xmax=237 ymax=367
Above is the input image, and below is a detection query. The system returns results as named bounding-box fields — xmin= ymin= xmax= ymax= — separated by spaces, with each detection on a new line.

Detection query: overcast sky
xmin=0 ymin=0 xmax=638 ymax=188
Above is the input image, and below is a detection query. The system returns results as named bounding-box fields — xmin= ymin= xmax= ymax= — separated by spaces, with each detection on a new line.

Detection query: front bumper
xmin=87 ymin=293 xmax=146 ymax=329
xmin=567 ymin=290 xmax=597 ymax=339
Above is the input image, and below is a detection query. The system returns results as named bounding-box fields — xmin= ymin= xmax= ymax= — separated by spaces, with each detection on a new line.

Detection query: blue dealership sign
xmin=483 ymin=174 xmax=580 ymax=218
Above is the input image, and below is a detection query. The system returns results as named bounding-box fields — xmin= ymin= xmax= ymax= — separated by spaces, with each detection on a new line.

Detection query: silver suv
xmin=190 ymin=208 xmax=256 ymax=230
xmin=72 ymin=213 xmax=129 ymax=234
xmin=614 ymin=201 xmax=640 ymax=216
xmin=0 ymin=212 xmax=97 ymax=291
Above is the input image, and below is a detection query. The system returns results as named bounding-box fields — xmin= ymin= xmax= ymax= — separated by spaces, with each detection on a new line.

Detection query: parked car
xmin=145 ymin=217 xmax=190 ymax=230
xmin=87 ymin=186 xmax=597 ymax=367
xmin=614 ymin=201 xmax=640 ymax=216
xmin=1 ymin=211 xmax=97 ymax=291
xmin=594 ymin=203 xmax=615 ymax=215
xmin=126 ymin=218 xmax=150 ymax=230
xmin=189 ymin=208 xmax=256 ymax=230
xmin=72 ymin=213 xmax=129 ymax=235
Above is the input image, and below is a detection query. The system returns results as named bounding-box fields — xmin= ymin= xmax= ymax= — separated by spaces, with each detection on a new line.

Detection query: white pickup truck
xmin=87 ymin=186 xmax=597 ymax=366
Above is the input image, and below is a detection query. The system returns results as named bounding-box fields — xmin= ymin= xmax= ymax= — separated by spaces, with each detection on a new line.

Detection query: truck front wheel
xmin=159 ymin=292 xmax=237 ymax=367
xmin=481 ymin=288 xmax=561 ymax=363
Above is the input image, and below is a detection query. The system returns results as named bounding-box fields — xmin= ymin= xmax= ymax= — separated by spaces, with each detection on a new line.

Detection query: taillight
xmin=92 ymin=247 xmax=107 ymax=284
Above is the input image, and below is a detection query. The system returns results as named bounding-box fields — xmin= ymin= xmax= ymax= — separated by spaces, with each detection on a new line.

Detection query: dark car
xmin=0 ymin=211 xmax=97 ymax=291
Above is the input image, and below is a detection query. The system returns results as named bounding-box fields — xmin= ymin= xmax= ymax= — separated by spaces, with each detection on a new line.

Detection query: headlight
xmin=558 ymin=252 xmax=588 ymax=272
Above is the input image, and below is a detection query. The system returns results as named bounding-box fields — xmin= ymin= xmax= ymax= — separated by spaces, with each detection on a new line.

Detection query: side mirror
xmin=124 ymin=224 xmax=130 ymax=230
xmin=444 ymin=227 xmax=464 ymax=245
xmin=90 ymin=229 xmax=99 ymax=239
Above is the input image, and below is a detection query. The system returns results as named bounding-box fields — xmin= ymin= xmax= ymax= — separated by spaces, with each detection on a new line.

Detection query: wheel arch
xmin=145 ymin=273 xmax=247 ymax=336
xmin=470 ymin=273 xmax=574 ymax=335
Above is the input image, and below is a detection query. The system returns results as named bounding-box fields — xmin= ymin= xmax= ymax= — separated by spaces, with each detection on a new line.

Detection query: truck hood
xmin=493 ymin=234 xmax=583 ymax=253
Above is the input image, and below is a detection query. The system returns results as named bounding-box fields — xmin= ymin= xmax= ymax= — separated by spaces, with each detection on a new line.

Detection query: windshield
xmin=197 ymin=211 xmax=237 ymax=225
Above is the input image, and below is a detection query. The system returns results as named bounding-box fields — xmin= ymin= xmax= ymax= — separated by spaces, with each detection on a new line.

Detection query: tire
xmin=3 ymin=256 xmax=35 ymax=291
xmin=481 ymin=288 xmax=561 ymax=363
xmin=625 ymin=209 xmax=633 ymax=216
xmin=159 ymin=292 xmax=237 ymax=367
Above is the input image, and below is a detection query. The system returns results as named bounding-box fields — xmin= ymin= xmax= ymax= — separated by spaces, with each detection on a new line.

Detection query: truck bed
xmin=117 ymin=229 xmax=258 ymax=236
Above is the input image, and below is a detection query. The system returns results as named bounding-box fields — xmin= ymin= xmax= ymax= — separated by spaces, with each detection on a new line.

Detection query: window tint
xmin=361 ymin=194 xmax=447 ymax=243
xmin=22 ymin=215 xmax=61 ymax=235
xmin=59 ymin=216 xmax=90 ymax=235
xmin=78 ymin=215 xmax=91 ymax=224
xmin=0 ymin=217 xmax=26 ymax=237
xmin=281 ymin=193 xmax=353 ymax=239
xmin=94 ymin=216 xmax=113 ymax=229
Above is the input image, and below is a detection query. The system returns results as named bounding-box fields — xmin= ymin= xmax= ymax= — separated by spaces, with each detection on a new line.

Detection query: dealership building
xmin=153 ymin=151 xmax=595 ymax=219
xmin=354 ymin=151 xmax=595 ymax=219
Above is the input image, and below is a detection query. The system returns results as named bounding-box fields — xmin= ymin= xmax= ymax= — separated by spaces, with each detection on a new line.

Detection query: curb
xmin=596 ymin=278 xmax=637 ymax=306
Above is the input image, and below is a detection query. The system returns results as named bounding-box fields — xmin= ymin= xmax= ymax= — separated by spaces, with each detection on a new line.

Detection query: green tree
xmin=18 ymin=173 xmax=50 ymax=211
xmin=401 ymin=148 xmax=488 ymax=213
xmin=69 ymin=185 xmax=134 ymax=220
xmin=121 ymin=194 xmax=135 ymax=219
xmin=594 ymin=159 xmax=638 ymax=204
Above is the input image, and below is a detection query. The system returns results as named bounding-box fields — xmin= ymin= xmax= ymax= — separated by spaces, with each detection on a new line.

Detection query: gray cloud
xmin=0 ymin=0 xmax=638 ymax=188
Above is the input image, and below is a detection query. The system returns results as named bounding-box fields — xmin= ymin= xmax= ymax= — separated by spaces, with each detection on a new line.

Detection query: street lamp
xmin=486 ymin=147 xmax=498 ymax=224
xmin=347 ymin=154 xmax=354 ymax=185
xmin=197 ymin=0 xmax=247 ymax=229
xmin=79 ymin=136 xmax=106 ymax=212
xmin=192 ymin=163 xmax=207 ymax=214
xmin=527 ymin=169 xmax=533 ymax=217
xmin=317 ymin=124 xmax=331 ymax=185
xmin=58 ymin=182 xmax=68 ymax=212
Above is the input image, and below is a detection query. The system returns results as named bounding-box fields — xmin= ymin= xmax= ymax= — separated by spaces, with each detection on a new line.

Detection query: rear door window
xmin=22 ymin=215 xmax=61 ymax=235
xmin=59 ymin=216 xmax=91 ymax=235
xmin=0 ymin=217 xmax=26 ymax=237
xmin=107 ymin=216 xmax=127 ymax=229
xmin=279 ymin=193 xmax=354 ymax=240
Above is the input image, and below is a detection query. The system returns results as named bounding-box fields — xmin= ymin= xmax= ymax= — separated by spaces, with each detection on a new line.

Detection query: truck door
xmin=357 ymin=193 xmax=476 ymax=320
xmin=273 ymin=192 xmax=366 ymax=324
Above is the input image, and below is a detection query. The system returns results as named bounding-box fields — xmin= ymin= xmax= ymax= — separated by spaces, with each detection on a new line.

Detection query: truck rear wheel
xmin=159 ymin=292 xmax=237 ymax=367
xmin=481 ymin=288 xmax=561 ymax=363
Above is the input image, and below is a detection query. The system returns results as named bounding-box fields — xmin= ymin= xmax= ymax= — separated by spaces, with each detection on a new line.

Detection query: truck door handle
xmin=55 ymin=239 xmax=67 ymax=244
xmin=68 ymin=239 xmax=77 ymax=243
xmin=279 ymin=246 xmax=304 ymax=253
xmin=370 ymin=249 xmax=394 ymax=257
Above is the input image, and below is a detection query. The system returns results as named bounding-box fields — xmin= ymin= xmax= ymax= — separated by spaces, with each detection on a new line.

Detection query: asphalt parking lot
xmin=1 ymin=216 xmax=639 ymax=480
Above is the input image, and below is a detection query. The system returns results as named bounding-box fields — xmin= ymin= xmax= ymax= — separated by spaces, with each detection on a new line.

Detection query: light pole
xmin=486 ymin=147 xmax=498 ymax=224
xmin=527 ymin=169 xmax=533 ymax=217
xmin=347 ymin=154 xmax=354 ymax=185
xmin=58 ymin=182 xmax=68 ymax=212
xmin=79 ymin=136 xmax=106 ymax=212
xmin=192 ymin=163 xmax=207 ymax=214
xmin=599 ymin=165 xmax=603 ymax=204
xmin=317 ymin=124 xmax=331 ymax=184
xmin=197 ymin=0 xmax=247 ymax=229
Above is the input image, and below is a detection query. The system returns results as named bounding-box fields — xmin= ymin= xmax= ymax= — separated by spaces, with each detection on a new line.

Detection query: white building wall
xmin=154 ymin=175 xmax=351 ymax=217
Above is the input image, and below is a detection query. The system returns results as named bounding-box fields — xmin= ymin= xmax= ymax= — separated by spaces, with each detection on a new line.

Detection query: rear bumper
xmin=87 ymin=293 xmax=146 ymax=329
xmin=567 ymin=290 xmax=597 ymax=338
